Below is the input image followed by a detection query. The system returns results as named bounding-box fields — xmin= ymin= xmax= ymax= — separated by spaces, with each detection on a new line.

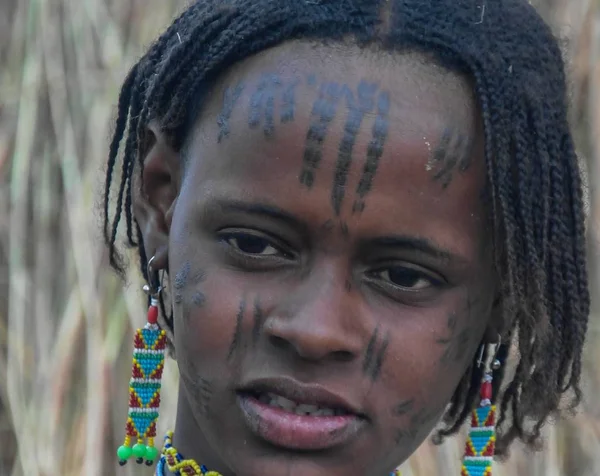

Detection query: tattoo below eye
xmin=174 ymin=262 xmax=191 ymax=290
xmin=252 ymin=297 xmax=265 ymax=346
xmin=363 ymin=328 xmax=390 ymax=381
xmin=227 ymin=298 xmax=246 ymax=361
xmin=436 ymin=297 xmax=475 ymax=365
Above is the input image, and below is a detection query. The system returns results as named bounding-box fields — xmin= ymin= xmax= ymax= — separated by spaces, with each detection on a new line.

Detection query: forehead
xmin=180 ymin=41 xmax=485 ymax=258
xmin=196 ymin=41 xmax=478 ymax=140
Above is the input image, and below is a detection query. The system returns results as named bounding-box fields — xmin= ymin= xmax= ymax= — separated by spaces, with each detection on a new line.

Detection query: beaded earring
xmin=461 ymin=339 xmax=501 ymax=476
xmin=117 ymin=257 xmax=168 ymax=467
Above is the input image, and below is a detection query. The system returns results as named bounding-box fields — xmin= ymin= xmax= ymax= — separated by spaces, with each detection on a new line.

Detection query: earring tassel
xmin=461 ymin=351 xmax=497 ymax=476
xmin=117 ymin=297 xmax=167 ymax=467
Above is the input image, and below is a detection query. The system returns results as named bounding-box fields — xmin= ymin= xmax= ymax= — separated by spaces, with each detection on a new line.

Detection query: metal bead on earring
xmin=461 ymin=337 xmax=502 ymax=476
xmin=117 ymin=257 xmax=167 ymax=468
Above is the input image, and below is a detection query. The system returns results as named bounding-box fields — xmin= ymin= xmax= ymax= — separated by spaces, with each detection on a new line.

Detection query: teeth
xmin=260 ymin=393 xmax=342 ymax=416
xmin=270 ymin=393 xmax=296 ymax=411
xmin=259 ymin=393 xmax=271 ymax=404
xmin=296 ymin=404 xmax=320 ymax=415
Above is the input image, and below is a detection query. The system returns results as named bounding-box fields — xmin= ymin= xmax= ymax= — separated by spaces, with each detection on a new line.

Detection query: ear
xmin=133 ymin=121 xmax=182 ymax=269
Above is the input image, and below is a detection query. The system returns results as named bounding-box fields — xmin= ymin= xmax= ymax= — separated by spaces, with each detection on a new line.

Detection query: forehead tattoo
xmin=426 ymin=128 xmax=474 ymax=188
xmin=216 ymin=73 xmax=394 ymax=214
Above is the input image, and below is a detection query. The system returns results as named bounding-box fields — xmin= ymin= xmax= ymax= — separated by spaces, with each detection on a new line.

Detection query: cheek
xmin=379 ymin=296 xmax=488 ymax=406
xmin=173 ymin=275 xmax=243 ymax=372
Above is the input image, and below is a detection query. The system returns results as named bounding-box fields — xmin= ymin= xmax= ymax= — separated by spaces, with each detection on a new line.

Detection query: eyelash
xmin=218 ymin=230 xmax=445 ymax=297
xmin=367 ymin=265 xmax=444 ymax=295
xmin=218 ymin=230 xmax=294 ymax=263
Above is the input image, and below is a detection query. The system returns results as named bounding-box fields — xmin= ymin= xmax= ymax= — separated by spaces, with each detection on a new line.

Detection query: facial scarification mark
xmin=370 ymin=332 xmax=390 ymax=381
xmin=392 ymin=399 xmax=415 ymax=417
xmin=363 ymin=328 xmax=379 ymax=374
xmin=217 ymin=81 xmax=245 ymax=142
xmin=197 ymin=377 xmax=215 ymax=418
xmin=252 ymin=297 xmax=264 ymax=346
xmin=248 ymin=74 xmax=282 ymax=137
xmin=353 ymin=90 xmax=391 ymax=213
xmin=192 ymin=291 xmax=206 ymax=307
xmin=331 ymin=82 xmax=378 ymax=215
xmin=227 ymin=298 xmax=246 ymax=361
xmin=300 ymin=82 xmax=343 ymax=187
xmin=436 ymin=297 xmax=475 ymax=365
xmin=393 ymin=406 xmax=441 ymax=445
xmin=173 ymin=262 xmax=191 ymax=304
xmin=190 ymin=269 xmax=206 ymax=308
xmin=363 ymin=328 xmax=390 ymax=381
xmin=281 ymin=78 xmax=300 ymax=123
xmin=426 ymin=129 xmax=473 ymax=188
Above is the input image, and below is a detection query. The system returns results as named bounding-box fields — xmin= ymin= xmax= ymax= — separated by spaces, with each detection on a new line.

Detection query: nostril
xmin=268 ymin=334 xmax=291 ymax=351
xmin=332 ymin=350 xmax=354 ymax=363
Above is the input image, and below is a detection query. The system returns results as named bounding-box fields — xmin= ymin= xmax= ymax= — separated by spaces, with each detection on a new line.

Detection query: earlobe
xmin=132 ymin=121 xmax=182 ymax=263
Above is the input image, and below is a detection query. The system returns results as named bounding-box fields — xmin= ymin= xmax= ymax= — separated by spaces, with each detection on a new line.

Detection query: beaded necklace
xmin=156 ymin=431 xmax=402 ymax=476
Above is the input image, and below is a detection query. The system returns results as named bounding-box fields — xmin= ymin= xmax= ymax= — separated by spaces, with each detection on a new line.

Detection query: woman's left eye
xmin=221 ymin=232 xmax=284 ymax=257
xmin=370 ymin=265 xmax=442 ymax=292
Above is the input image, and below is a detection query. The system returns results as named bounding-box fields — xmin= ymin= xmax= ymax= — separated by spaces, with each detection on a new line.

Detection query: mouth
xmin=236 ymin=377 xmax=365 ymax=451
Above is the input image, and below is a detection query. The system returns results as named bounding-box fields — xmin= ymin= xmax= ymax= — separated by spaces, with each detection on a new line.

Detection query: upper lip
xmin=238 ymin=377 xmax=364 ymax=417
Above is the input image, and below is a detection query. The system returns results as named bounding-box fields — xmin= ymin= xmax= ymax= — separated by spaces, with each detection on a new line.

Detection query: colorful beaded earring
xmin=461 ymin=339 xmax=501 ymax=476
xmin=117 ymin=257 xmax=168 ymax=467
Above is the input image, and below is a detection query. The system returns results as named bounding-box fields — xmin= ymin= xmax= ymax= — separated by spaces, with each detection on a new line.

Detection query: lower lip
xmin=237 ymin=394 xmax=363 ymax=451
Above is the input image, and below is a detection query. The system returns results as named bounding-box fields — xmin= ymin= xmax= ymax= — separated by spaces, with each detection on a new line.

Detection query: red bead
xmin=147 ymin=305 xmax=158 ymax=324
xmin=481 ymin=381 xmax=492 ymax=400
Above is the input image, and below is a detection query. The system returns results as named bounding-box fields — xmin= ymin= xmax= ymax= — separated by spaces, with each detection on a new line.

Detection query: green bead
xmin=132 ymin=443 xmax=147 ymax=459
xmin=117 ymin=445 xmax=132 ymax=461
xmin=145 ymin=446 xmax=159 ymax=461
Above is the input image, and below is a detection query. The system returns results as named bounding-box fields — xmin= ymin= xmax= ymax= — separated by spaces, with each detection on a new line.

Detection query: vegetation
xmin=0 ymin=0 xmax=597 ymax=474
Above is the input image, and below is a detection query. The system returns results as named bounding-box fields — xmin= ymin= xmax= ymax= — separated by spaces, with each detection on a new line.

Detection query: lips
xmin=237 ymin=377 xmax=365 ymax=450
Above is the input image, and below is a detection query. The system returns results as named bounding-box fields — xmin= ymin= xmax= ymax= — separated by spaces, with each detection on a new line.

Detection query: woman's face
xmin=139 ymin=43 xmax=497 ymax=476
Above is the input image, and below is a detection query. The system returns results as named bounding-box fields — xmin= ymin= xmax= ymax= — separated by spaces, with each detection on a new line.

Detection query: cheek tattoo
xmin=436 ymin=297 xmax=476 ymax=365
xmin=227 ymin=297 xmax=246 ymax=361
xmin=393 ymin=405 xmax=441 ymax=446
xmin=252 ymin=296 xmax=265 ymax=346
xmin=197 ymin=376 xmax=215 ymax=419
xmin=363 ymin=327 xmax=391 ymax=382
xmin=173 ymin=261 xmax=191 ymax=304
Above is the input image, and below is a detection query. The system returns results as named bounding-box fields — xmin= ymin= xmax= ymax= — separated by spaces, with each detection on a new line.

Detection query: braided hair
xmin=103 ymin=0 xmax=590 ymax=455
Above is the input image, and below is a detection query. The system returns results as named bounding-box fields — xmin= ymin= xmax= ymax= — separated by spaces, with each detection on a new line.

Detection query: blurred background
xmin=0 ymin=0 xmax=599 ymax=475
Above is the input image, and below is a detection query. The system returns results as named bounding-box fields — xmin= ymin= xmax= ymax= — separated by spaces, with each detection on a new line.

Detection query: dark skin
xmin=134 ymin=42 xmax=500 ymax=476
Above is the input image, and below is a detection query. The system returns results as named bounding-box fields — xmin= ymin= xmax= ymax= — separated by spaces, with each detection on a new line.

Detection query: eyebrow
xmin=366 ymin=235 xmax=466 ymax=264
xmin=214 ymin=199 xmax=307 ymax=231
xmin=211 ymin=200 xmax=466 ymax=263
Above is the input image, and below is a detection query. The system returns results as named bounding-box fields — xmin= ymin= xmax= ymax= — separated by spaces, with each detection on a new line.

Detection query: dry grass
xmin=0 ymin=1 xmax=598 ymax=475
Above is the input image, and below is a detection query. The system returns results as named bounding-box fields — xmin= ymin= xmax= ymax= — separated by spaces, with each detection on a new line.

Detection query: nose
xmin=264 ymin=267 xmax=364 ymax=362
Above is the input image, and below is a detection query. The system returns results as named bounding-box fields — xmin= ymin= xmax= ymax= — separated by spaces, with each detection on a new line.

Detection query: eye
xmin=222 ymin=232 xmax=281 ymax=256
xmin=371 ymin=265 xmax=442 ymax=291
